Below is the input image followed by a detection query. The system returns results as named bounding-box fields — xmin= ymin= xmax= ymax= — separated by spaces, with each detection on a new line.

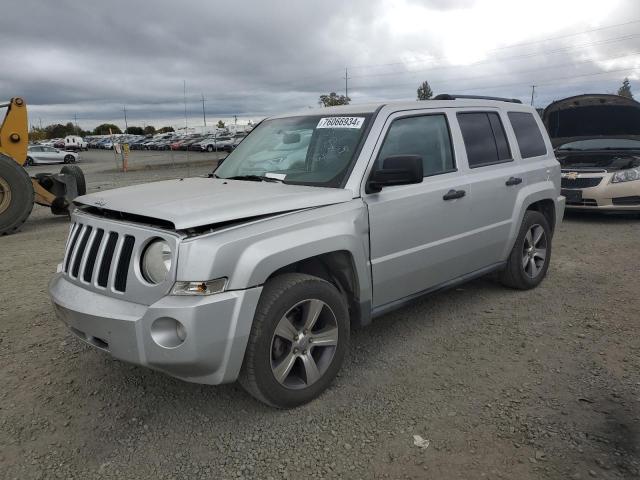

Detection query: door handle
xmin=505 ymin=176 xmax=523 ymax=186
xmin=442 ymin=189 xmax=466 ymax=201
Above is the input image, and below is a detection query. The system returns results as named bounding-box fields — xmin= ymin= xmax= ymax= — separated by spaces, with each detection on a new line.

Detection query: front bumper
xmin=562 ymin=173 xmax=640 ymax=211
xmin=49 ymin=273 xmax=262 ymax=384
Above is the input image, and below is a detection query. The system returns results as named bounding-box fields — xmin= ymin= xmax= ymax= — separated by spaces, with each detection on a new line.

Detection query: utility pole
xmin=183 ymin=80 xmax=188 ymax=131
xmin=201 ymin=93 xmax=207 ymax=131
xmin=344 ymin=67 xmax=350 ymax=100
xmin=123 ymin=106 xmax=128 ymax=133
xmin=530 ymin=85 xmax=536 ymax=106
xmin=74 ymin=113 xmax=79 ymax=134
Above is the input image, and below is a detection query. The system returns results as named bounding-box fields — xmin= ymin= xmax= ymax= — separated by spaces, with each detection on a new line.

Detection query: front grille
xmin=612 ymin=195 xmax=640 ymax=206
xmin=561 ymin=177 xmax=602 ymax=189
xmin=63 ymin=223 xmax=135 ymax=292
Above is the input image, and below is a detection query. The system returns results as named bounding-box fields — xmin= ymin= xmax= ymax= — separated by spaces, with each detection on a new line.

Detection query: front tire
xmin=239 ymin=273 xmax=349 ymax=408
xmin=500 ymin=210 xmax=552 ymax=290
xmin=63 ymin=154 xmax=75 ymax=164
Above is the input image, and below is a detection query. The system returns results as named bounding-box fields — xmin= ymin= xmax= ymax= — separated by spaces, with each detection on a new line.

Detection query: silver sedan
xmin=25 ymin=146 xmax=79 ymax=165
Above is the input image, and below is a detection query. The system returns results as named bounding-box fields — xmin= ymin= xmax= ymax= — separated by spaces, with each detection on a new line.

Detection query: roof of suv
xmin=271 ymin=98 xmax=533 ymax=119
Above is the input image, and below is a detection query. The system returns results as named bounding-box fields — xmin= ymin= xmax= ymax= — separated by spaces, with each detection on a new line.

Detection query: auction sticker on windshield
xmin=317 ymin=117 xmax=365 ymax=129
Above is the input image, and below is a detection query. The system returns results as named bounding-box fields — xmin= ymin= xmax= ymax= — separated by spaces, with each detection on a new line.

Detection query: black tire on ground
xmin=60 ymin=164 xmax=86 ymax=196
xmin=500 ymin=210 xmax=552 ymax=290
xmin=24 ymin=157 xmax=34 ymax=166
xmin=0 ymin=154 xmax=34 ymax=235
xmin=239 ymin=273 xmax=350 ymax=408
xmin=206 ymin=145 xmax=214 ymax=152
xmin=63 ymin=154 xmax=75 ymax=164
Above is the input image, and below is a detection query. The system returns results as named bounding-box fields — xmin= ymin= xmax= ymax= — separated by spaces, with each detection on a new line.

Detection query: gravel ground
xmin=1 ymin=150 xmax=639 ymax=479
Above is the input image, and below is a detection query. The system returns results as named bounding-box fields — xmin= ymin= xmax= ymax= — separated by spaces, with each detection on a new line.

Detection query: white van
xmin=64 ymin=135 xmax=87 ymax=151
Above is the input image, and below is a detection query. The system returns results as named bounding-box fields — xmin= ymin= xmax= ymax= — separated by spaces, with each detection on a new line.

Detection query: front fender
xmin=177 ymin=200 xmax=371 ymax=305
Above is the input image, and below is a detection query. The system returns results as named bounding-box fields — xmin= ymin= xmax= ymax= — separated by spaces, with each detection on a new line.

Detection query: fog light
xmin=150 ymin=317 xmax=186 ymax=348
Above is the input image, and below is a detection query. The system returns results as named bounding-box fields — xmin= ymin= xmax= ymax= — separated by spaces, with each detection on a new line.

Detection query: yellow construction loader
xmin=0 ymin=97 xmax=85 ymax=235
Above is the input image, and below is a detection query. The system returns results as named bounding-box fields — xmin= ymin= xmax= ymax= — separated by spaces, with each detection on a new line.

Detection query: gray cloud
xmin=1 ymin=0 xmax=638 ymax=129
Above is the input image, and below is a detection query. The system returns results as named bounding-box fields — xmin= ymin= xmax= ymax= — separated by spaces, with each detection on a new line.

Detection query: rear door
xmin=364 ymin=110 xmax=475 ymax=308
xmin=454 ymin=109 xmax=523 ymax=265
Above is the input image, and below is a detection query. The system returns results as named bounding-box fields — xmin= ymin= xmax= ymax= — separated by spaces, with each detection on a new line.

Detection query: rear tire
xmin=500 ymin=210 xmax=552 ymax=290
xmin=0 ymin=154 xmax=34 ymax=235
xmin=60 ymin=164 xmax=86 ymax=196
xmin=239 ymin=273 xmax=349 ymax=408
xmin=24 ymin=157 xmax=34 ymax=166
xmin=63 ymin=154 xmax=75 ymax=164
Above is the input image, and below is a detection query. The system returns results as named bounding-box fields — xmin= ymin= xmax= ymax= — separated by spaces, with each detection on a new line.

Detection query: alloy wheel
xmin=522 ymin=223 xmax=547 ymax=278
xmin=270 ymin=299 xmax=339 ymax=389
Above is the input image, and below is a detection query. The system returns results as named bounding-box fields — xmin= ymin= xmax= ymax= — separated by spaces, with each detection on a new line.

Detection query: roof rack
xmin=433 ymin=94 xmax=522 ymax=104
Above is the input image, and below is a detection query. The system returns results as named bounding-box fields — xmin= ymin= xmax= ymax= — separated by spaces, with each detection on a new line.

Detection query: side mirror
xmin=366 ymin=155 xmax=423 ymax=193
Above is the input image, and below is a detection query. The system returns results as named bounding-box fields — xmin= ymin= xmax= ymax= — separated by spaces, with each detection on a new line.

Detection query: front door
xmin=364 ymin=110 xmax=474 ymax=309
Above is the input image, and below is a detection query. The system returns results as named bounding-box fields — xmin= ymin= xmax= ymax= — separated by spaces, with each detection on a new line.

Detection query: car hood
xmin=542 ymin=94 xmax=640 ymax=147
xmin=75 ymin=177 xmax=354 ymax=230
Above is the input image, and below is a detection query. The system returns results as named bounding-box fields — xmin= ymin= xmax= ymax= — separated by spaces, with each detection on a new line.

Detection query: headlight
xmin=141 ymin=239 xmax=172 ymax=284
xmin=171 ymin=278 xmax=227 ymax=296
xmin=611 ymin=167 xmax=640 ymax=183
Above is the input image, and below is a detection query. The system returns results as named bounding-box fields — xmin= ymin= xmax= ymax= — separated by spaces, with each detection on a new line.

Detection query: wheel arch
xmin=266 ymin=250 xmax=367 ymax=327
xmin=505 ymin=181 xmax=560 ymax=257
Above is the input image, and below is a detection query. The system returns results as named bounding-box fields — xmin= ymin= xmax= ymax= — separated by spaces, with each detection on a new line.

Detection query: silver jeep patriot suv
xmin=50 ymin=95 xmax=565 ymax=408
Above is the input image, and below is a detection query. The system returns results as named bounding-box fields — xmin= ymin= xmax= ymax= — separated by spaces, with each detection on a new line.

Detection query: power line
xmin=458 ymin=66 xmax=639 ymax=94
xmin=348 ymin=51 xmax=640 ymax=91
xmin=347 ymin=19 xmax=640 ymax=71
xmin=493 ymin=18 xmax=640 ymax=50
xmin=348 ymin=34 xmax=640 ymax=80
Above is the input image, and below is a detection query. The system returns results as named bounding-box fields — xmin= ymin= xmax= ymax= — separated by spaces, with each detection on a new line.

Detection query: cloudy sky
xmin=1 ymin=0 xmax=639 ymax=130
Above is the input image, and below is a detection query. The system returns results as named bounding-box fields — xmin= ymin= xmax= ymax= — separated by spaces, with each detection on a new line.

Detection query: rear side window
xmin=457 ymin=112 xmax=511 ymax=168
xmin=508 ymin=112 xmax=547 ymax=158
xmin=377 ymin=114 xmax=455 ymax=177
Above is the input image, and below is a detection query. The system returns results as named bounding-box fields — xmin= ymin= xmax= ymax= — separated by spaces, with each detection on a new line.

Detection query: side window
xmin=508 ymin=112 xmax=547 ymax=158
xmin=377 ymin=114 xmax=455 ymax=177
xmin=457 ymin=112 xmax=512 ymax=168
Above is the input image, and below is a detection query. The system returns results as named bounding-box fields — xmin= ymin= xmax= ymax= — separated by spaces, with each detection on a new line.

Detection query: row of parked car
xmin=85 ymin=132 xmax=246 ymax=153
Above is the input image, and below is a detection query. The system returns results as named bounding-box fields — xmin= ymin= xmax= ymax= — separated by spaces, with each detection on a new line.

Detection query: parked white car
xmin=25 ymin=145 xmax=79 ymax=165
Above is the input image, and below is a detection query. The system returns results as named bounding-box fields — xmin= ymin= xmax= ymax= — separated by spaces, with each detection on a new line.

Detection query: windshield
xmin=215 ymin=114 xmax=372 ymax=187
xmin=557 ymin=138 xmax=640 ymax=151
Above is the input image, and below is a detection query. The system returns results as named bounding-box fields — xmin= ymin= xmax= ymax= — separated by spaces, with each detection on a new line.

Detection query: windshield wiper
xmin=225 ymin=175 xmax=282 ymax=183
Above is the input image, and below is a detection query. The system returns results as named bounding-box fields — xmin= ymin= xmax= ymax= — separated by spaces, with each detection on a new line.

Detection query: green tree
xmin=157 ymin=126 xmax=175 ymax=133
xmin=125 ymin=126 xmax=144 ymax=135
xmin=618 ymin=77 xmax=633 ymax=98
xmin=93 ymin=123 xmax=122 ymax=135
xmin=217 ymin=120 xmax=226 ymax=128
xmin=417 ymin=80 xmax=433 ymax=100
xmin=319 ymin=92 xmax=350 ymax=107
xmin=44 ymin=123 xmax=71 ymax=138
xmin=143 ymin=125 xmax=156 ymax=135
xmin=29 ymin=126 xmax=48 ymax=141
